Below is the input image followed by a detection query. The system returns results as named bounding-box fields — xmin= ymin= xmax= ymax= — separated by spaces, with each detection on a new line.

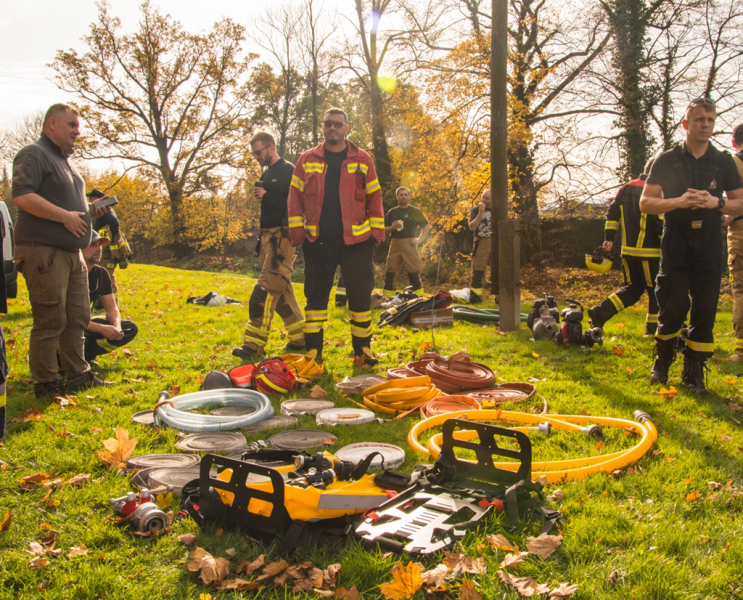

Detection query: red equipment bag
xmin=254 ymin=358 xmax=298 ymax=395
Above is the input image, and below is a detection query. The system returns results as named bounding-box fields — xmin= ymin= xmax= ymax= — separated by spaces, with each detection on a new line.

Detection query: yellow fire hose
xmin=407 ymin=409 xmax=658 ymax=483
xmin=361 ymin=375 xmax=441 ymax=416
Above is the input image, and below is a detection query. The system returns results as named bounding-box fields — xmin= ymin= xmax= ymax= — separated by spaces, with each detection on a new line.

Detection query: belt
xmin=15 ymin=241 xmax=79 ymax=253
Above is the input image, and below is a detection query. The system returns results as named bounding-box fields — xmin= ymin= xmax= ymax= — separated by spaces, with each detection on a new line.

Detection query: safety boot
xmin=587 ymin=307 xmax=605 ymax=329
xmin=353 ymin=347 xmax=379 ymax=367
xmin=681 ymin=355 xmax=710 ymax=396
xmin=34 ymin=379 xmax=66 ymax=400
xmin=231 ymin=345 xmax=263 ymax=361
xmin=66 ymin=371 xmax=114 ymax=392
xmin=650 ymin=341 xmax=675 ymax=385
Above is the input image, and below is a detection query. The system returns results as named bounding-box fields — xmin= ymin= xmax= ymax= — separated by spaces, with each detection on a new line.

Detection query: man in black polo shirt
xmin=383 ymin=187 xmax=430 ymax=296
xmin=12 ymin=103 xmax=111 ymax=398
xmin=83 ymin=231 xmax=138 ymax=361
xmin=232 ymin=132 xmax=304 ymax=360
xmin=640 ymin=98 xmax=743 ymax=394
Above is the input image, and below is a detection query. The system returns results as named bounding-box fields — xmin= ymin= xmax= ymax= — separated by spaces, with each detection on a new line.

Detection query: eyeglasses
xmin=323 ymin=120 xmax=347 ymax=129
xmin=251 ymin=145 xmax=271 ymax=156
xmin=689 ymin=97 xmax=716 ymax=106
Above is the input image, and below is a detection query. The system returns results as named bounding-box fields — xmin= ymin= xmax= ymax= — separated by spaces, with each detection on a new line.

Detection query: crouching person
xmin=83 ymin=231 xmax=137 ymax=361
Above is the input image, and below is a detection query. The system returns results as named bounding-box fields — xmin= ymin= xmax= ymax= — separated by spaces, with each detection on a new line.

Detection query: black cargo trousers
xmin=303 ymin=237 xmax=375 ymax=358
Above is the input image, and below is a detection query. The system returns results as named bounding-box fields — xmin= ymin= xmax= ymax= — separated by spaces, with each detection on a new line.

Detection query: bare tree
xmin=51 ymin=1 xmax=254 ymax=257
xmin=0 ymin=111 xmax=44 ymax=166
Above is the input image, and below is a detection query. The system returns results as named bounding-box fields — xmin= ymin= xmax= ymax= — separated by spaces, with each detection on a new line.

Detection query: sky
xmin=0 ymin=0 xmax=347 ymax=129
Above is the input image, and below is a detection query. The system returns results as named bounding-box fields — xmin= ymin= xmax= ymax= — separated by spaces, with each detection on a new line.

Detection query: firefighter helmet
xmin=254 ymin=358 xmax=298 ymax=395
xmin=585 ymin=247 xmax=612 ymax=273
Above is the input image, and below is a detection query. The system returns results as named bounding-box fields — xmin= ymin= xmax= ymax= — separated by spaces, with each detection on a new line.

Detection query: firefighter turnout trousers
xmin=591 ymin=257 xmax=659 ymax=334
xmin=243 ymin=228 xmax=304 ymax=353
xmin=655 ymin=222 xmax=722 ymax=359
xmin=470 ymin=236 xmax=491 ymax=296
xmin=84 ymin=319 xmax=138 ymax=361
xmin=384 ymin=238 xmax=423 ymax=295
xmin=729 ymin=218 xmax=743 ymax=358
xmin=303 ymin=237 xmax=375 ymax=356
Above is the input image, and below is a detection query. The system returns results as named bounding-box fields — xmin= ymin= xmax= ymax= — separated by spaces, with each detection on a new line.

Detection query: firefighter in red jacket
xmin=288 ymin=108 xmax=385 ymax=365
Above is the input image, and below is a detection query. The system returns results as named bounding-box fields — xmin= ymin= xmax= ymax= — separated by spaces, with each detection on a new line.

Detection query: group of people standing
xmin=231 ymin=107 xmax=494 ymax=366
xmin=5 ymin=98 xmax=741 ymax=415
xmin=589 ymin=98 xmax=743 ymax=394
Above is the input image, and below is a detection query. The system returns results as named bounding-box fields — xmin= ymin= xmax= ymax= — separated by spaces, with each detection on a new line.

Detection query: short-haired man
xmin=467 ymin=189 xmax=492 ymax=303
xmin=588 ymin=158 xmax=661 ymax=334
xmin=83 ymin=231 xmax=138 ymax=361
xmin=726 ymin=123 xmax=743 ymax=361
xmin=233 ymin=131 xmax=304 ymax=360
xmin=382 ymin=187 xmax=430 ymax=296
xmin=288 ymin=108 xmax=384 ymax=365
xmin=12 ymin=103 xmax=111 ymax=398
xmin=641 ymin=98 xmax=743 ymax=394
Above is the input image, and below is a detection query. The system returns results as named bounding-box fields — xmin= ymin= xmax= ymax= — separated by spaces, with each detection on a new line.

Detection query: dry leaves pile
xmin=379 ymin=539 xmax=576 ymax=600
xmin=188 ymin=549 xmax=347 ymax=596
xmin=97 ymin=428 xmax=138 ymax=469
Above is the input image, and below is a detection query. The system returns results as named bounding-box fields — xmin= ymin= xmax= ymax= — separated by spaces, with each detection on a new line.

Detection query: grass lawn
xmin=1 ymin=262 xmax=742 ymax=600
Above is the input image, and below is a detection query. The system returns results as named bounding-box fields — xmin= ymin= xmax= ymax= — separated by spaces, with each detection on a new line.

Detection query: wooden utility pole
xmin=491 ymin=0 xmax=521 ymax=330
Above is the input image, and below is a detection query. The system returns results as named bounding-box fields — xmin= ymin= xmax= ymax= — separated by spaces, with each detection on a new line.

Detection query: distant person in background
xmin=468 ymin=189 xmax=492 ymax=304
xmin=726 ymin=123 xmax=743 ymax=361
xmin=11 ymin=103 xmax=111 ymax=398
xmin=86 ymin=188 xmax=132 ymax=299
xmin=232 ymin=131 xmax=304 ymax=360
xmin=588 ymin=159 xmax=661 ymax=335
xmin=382 ymin=187 xmax=430 ymax=297
xmin=641 ymin=98 xmax=743 ymax=394
xmin=83 ymin=231 xmax=137 ymax=362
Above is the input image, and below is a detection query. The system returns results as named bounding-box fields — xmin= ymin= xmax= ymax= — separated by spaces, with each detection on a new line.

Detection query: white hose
xmin=153 ymin=389 xmax=274 ymax=432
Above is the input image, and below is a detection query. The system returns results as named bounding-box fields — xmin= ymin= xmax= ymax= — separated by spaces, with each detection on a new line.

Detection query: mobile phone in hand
xmin=91 ymin=196 xmax=118 ymax=211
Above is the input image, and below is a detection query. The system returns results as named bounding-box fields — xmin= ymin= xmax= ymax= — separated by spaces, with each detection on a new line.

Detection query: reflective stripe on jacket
xmin=287 ymin=141 xmax=385 ymax=246
xmin=604 ymin=176 xmax=662 ymax=259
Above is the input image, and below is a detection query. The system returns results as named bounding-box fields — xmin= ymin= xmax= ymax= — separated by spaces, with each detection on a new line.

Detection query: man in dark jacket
xmin=641 ymin=98 xmax=743 ymax=394
xmin=233 ymin=132 xmax=304 ymax=360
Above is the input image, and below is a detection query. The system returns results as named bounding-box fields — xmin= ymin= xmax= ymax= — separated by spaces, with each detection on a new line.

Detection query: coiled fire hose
xmin=387 ymin=353 xmax=495 ymax=393
xmin=452 ymin=306 xmax=529 ymax=324
xmin=280 ymin=351 xmax=324 ymax=379
xmin=422 ymin=352 xmax=495 ymax=393
xmin=418 ymin=395 xmax=481 ymax=418
xmin=153 ymin=389 xmax=274 ymax=432
xmin=408 ymin=409 xmax=658 ymax=483
xmin=361 ymin=375 xmax=441 ymax=416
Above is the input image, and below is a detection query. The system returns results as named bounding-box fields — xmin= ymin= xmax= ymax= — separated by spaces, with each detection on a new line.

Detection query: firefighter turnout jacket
xmin=287 ymin=141 xmax=384 ymax=246
xmin=604 ymin=175 xmax=662 ymax=259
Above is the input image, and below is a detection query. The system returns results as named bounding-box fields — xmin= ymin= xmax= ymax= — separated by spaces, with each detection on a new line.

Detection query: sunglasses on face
xmin=689 ymin=97 xmax=716 ymax=106
xmin=323 ymin=120 xmax=347 ymax=129
xmin=251 ymin=145 xmax=270 ymax=156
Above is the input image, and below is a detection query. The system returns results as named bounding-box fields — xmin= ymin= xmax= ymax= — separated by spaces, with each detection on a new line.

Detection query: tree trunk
xmin=369 ymin=83 xmax=397 ymax=207
xmin=167 ymin=185 xmax=188 ymax=259
xmin=609 ymin=0 xmax=653 ymax=180
xmin=508 ymin=137 xmax=541 ymax=261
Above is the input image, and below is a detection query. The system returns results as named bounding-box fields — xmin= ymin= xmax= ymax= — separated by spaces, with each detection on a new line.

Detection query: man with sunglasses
xmin=288 ymin=108 xmax=385 ymax=365
xmin=232 ymin=132 xmax=304 ymax=360
xmin=641 ymin=98 xmax=743 ymax=394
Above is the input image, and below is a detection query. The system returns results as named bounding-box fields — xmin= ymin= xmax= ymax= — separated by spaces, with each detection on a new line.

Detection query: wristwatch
xmin=718 ymin=197 xmax=726 ymax=210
